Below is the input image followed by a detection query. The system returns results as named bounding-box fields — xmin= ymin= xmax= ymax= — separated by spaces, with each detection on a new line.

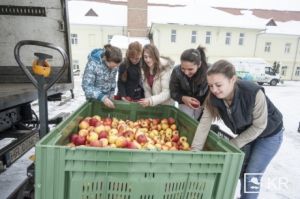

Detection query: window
xmin=281 ymin=66 xmax=287 ymax=76
xmin=284 ymin=43 xmax=291 ymax=54
xmin=108 ymin=35 xmax=113 ymax=43
xmin=264 ymin=42 xmax=271 ymax=52
xmin=191 ymin=31 xmax=197 ymax=43
xmin=71 ymin=34 xmax=78 ymax=45
xmin=225 ymin=32 xmax=231 ymax=45
xmin=296 ymin=67 xmax=300 ymax=76
xmin=239 ymin=33 xmax=245 ymax=45
xmin=88 ymin=34 xmax=96 ymax=46
xmin=171 ymin=29 xmax=176 ymax=43
xmin=205 ymin=31 xmax=211 ymax=44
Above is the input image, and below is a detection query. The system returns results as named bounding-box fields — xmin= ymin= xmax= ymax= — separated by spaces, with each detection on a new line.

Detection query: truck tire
xmin=257 ymin=82 xmax=264 ymax=85
xmin=270 ymin=79 xmax=278 ymax=86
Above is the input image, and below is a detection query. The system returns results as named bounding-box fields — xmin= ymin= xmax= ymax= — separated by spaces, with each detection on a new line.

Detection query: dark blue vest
xmin=211 ymin=80 xmax=283 ymax=137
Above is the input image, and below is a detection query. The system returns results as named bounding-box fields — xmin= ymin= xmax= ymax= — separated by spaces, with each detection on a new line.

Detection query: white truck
xmin=226 ymin=57 xmax=283 ymax=86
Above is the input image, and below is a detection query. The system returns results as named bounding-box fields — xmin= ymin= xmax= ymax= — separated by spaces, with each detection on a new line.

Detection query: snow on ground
xmin=41 ymin=76 xmax=300 ymax=199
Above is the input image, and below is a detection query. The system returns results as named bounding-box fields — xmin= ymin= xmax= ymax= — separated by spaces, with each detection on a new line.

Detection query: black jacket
xmin=117 ymin=60 xmax=144 ymax=100
xmin=169 ymin=65 xmax=208 ymax=104
xmin=211 ymin=80 xmax=283 ymax=137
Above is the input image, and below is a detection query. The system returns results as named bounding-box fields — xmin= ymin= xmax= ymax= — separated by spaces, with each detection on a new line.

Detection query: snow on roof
xmin=266 ymin=21 xmax=300 ymax=36
xmin=68 ymin=1 xmax=300 ymax=35
xmin=148 ymin=3 xmax=266 ymax=29
xmin=68 ymin=1 xmax=127 ymax=26
xmin=110 ymin=35 xmax=150 ymax=49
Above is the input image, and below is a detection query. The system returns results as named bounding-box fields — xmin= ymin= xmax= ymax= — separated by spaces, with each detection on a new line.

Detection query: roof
xmin=214 ymin=7 xmax=300 ymax=22
xmin=68 ymin=1 xmax=300 ymax=36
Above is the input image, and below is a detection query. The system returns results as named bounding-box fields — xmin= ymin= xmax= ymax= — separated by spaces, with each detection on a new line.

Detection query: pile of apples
xmin=67 ymin=115 xmax=190 ymax=151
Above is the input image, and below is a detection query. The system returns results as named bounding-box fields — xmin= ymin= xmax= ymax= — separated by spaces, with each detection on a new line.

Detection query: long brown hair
xmin=205 ymin=59 xmax=236 ymax=120
xmin=141 ymin=44 xmax=160 ymax=79
xmin=120 ymin=41 xmax=143 ymax=81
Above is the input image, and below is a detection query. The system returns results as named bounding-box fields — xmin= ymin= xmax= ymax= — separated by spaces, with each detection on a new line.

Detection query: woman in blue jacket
xmin=82 ymin=44 xmax=122 ymax=108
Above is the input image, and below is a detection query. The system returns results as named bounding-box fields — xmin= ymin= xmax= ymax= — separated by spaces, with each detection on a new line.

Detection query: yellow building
xmin=68 ymin=1 xmax=300 ymax=80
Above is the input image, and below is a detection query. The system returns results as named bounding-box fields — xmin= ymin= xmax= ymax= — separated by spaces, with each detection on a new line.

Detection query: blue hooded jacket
xmin=82 ymin=48 xmax=118 ymax=101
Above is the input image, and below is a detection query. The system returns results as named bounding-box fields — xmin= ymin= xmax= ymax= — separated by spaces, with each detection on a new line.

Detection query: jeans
xmin=239 ymin=128 xmax=284 ymax=199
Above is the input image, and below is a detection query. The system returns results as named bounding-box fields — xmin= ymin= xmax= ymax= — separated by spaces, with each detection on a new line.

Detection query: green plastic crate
xmin=35 ymin=101 xmax=244 ymax=199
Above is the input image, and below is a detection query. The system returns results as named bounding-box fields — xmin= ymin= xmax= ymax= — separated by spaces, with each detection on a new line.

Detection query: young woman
xmin=82 ymin=44 xmax=122 ymax=108
xmin=169 ymin=46 xmax=209 ymax=120
xmin=138 ymin=44 xmax=174 ymax=107
xmin=117 ymin=41 xmax=144 ymax=101
xmin=192 ymin=60 xmax=283 ymax=199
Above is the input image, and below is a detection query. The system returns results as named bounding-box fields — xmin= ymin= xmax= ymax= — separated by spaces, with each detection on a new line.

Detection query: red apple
xmin=171 ymin=134 xmax=180 ymax=142
xmin=89 ymin=118 xmax=99 ymax=127
xmin=103 ymin=117 xmax=112 ymax=126
xmin=168 ymin=117 xmax=176 ymax=125
xmin=90 ymin=140 xmax=101 ymax=147
xmin=191 ymin=100 xmax=200 ymax=108
xmin=70 ymin=134 xmax=79 ymax=143
xmin=136 ymin=134 xmax=148 ymax=145
xmin=98 ymin=130 xmax=108 ymax=139
xmin=74 ymin=135 xmax=86 ymax=146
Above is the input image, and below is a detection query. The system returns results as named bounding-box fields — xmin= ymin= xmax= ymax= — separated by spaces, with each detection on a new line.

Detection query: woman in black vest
xmin=192 ymin=60 xmax=283 ymax=199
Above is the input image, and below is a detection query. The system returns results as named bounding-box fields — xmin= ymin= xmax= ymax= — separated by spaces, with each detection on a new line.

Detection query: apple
xmin=179 ymin=136 xmax=188 ymax=143
xmin=66 ymin=142 xmax=75 ymax=147
xmin=108 ymin=134 xmax=118 ymax=144
xmin=171 ymin=134 xmax=180 ymax=142
xmin=103 ymin=117 xmax=112 ymax=126
xmin=168 ymin=117 xmax=176 ymax=125
xmin=74 ymin=135 xmax=86 ymax=146
xmin=115 ymin=136 xmax=128 ymax=148
xmin=180 ymin=142 xmax=190 ymax=151
xmin=86 ymin=131 xmax=98 ymax=142
xmin=161 ymin=118 xmax=168 ymax=124
xmin=70 ymin=134 xmax=79 ymax=143
xmin=161 ymin=123 xmax=169 ymax=130
xmin=127 ymin=140 xmax=141 ymax=149
xmin=78 ymin=129 xmax=89 ymax=137
xmin=89 ymin=118 xmax=99 ymax=127
xmin=170 ymin=124 xmax=177 ymax=131
xmin=99 ymin=138 xmax=109 ymax=147
xmin=104 ymin=125 xmax=111 ymax=132
xmin=94 ymin=125 xmax=105 ymax=134
xmin=95 ymin=120 xmax=103 ymax=127
xmin=98 ymin=130 xmax=108 ymax=139
xmin=79 ymin=120 xmax=90 ymax=129
xmin=90 ymin=140 xmax=101 ymax=147
xmin=136 ymin=134 xmax=148 ymax=145
xmin=123 ymin=130 xmax=134 ymax=140
xmin=191 ymin=100 xmax=200 ymax=108
xmin=109 ymin=129 xmax=118 ymax=135
xmin=152 ymin=118 xmax=160 ymax=125
xmin=92 ymin=115 xmax=101 ymax=121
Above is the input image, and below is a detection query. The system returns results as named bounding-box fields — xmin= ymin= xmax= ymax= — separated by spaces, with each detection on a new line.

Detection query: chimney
xmin=127 ymin=0 xmax=147 ymax=37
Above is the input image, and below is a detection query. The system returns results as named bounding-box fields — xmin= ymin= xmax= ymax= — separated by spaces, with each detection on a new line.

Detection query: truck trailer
xmin=0 ymin=0 xmax=72 ymax=198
